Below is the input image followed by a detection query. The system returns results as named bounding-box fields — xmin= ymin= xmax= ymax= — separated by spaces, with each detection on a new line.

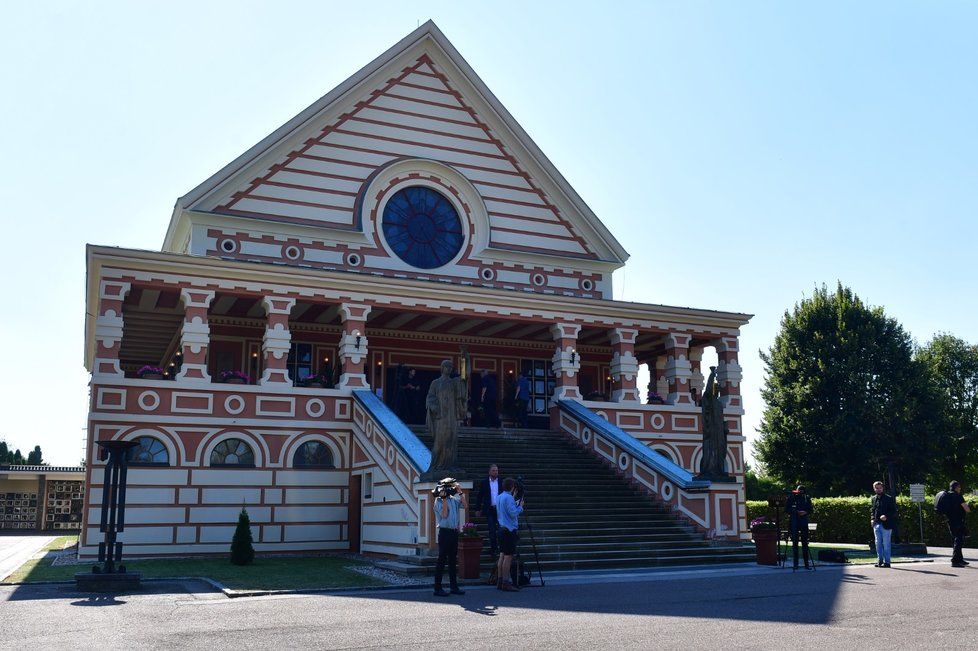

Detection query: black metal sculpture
xmin=76 ymin=439 xmax=142 ymax=591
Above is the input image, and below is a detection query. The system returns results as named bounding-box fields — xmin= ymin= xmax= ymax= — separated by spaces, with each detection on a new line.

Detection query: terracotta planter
xmin=140 ymin=373 xmax=164 ymax=381
xmin=224 ymin=378 xmax=246 ymax=385
xmin=752 ymin=529 xmax=779 ymax=566
xmin=457 ymin=537 xmax=484 ymax=579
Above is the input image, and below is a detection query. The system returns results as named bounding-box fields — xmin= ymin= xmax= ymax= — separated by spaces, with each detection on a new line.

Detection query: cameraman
xmin=432 ymin=478 xmax=466 ymax=597
xmin=785 ymin=485 xmax=814 ymax=570
xmin=496 ymin=477 xmax=523 ymax=592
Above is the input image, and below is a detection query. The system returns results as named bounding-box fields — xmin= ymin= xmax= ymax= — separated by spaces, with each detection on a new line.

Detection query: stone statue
xmin=423 ymin=359 xmax=468 ymax=479
xmin=696 ymin=366 xmax=732 ymax=481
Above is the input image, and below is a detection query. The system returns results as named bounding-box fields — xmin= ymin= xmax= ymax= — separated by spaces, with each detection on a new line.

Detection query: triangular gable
xmin=168 ymin=21 xmax=628 ymax=266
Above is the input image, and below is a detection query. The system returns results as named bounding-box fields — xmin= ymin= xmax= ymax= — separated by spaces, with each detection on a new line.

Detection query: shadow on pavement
xmin=4 ymin=579 xmax=217 ymax=603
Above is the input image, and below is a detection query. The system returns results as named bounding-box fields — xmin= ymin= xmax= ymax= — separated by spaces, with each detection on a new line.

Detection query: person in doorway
xmin=480 ymin=369 xmax=499 ymax=428
xmin=496 ymin=477 xmax=523 ymax=592
xmin=785 ymin=485 xmax=814 ymax=570
xmin=944 ymin=480 xmax=972 ymax=568
xmin=432 ymin=478 xmax=466 ymax=597
xmin=870 ymin=480 xmax=897 ymax=568
xmin=476 ymin=464 xmax=501 ymax=560
xmin=514 ymin=373 xmax=530 ymax=428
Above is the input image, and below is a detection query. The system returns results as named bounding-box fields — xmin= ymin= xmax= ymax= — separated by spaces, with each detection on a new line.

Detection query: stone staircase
xmin=383 ymin=427 xmax=753 ymax=575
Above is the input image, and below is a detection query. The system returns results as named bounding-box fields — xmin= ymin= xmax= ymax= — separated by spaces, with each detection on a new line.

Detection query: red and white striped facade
xmin=81 ymin=22 xmax=752 ymax=559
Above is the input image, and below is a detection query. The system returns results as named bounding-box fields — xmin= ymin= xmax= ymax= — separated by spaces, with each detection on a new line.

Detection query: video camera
xmin=432 ymin=477 xmax=460 ymax=499
xmin=514 ymin=475 xmax=527 ymax=504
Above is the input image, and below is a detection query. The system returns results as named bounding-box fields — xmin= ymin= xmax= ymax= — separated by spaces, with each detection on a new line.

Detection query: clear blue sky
xmin=1 ymin=2 xmax=975 ymax=465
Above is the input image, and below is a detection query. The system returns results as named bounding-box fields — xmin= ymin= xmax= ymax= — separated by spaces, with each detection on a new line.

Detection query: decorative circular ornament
xmin=650 ymin=414 xmax=666 ymax=430
xmin=305 ymin=399 xmax=326 ymax=418
xmin=581 ymin=278 xmax=594 ymax=292
xmin=581 ymin=427 xmax=592 ymax=445
xmin=224 ymin=395 xmax=245 ymax=415
xmin=220 ymin=239 xmax=237 ymax=253
xmin=387 ymin=445 xmax=396 ymax=465
xmin=480 ymin=267 xmax=496 ymax=281
xmin=138 ymin=391 xmax=160 ymax=412
xmin=382 ymin=186 xmax=464 ymax=269
xmin=283 ymin=244 xmax=302 ymax=261
xmin=345 ymin=252 xmax=362 ymax=267
xmin=531 ymin=273 xmax=546 ymax=287
xmin=661 ymin=481 xmax=674 ymax=501
xmin=618 ymin=452 xmax=630 ymax=471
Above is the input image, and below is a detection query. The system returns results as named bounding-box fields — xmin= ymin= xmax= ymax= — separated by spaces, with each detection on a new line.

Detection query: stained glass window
xmin=293 ymin=441 xmax=334 ymax=469
xmin=126 ymin=436 xmax=169 ymax=466
xmin=382 ymin=186 xmax=464 ymax=269
xmin=210 ymin=438 xmax=255 ymax=467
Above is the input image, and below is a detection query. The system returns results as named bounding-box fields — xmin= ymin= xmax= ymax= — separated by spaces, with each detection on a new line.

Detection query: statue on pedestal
xmin=696 ymin=366 xmax=732 ymax=482
xmin=422 ymin=359 xmax=468 ymax=480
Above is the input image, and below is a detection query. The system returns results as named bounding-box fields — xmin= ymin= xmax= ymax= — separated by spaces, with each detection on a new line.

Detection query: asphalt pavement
xmin=0 ymin=535 xmax=55 ymax=582
xmin=1 ymin=558 xmax=977 ymax=649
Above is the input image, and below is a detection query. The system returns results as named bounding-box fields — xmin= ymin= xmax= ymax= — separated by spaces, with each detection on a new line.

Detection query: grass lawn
xmin=43 ymin=535 xmax=79 ymax=552
xmin=4 ymin=554 xmax=387 ymax=591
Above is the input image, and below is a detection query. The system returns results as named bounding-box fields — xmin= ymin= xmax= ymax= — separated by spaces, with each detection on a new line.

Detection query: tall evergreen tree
xmin=756 ymin=284 xmax=933 ymax=495
xmin=27 ymin=445 xmax=43 ymax=465
xmin=230 ymin=508 xmax=255 ymax=566
xmin=916 ymin=334 xmax=978 ymax=485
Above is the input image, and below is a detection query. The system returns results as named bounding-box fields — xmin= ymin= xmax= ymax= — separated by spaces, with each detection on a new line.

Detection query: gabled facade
xmin=81 ymin=22 xmax=751 ymax=560
xmin=164 ymin=21 xmax=627 ymax=300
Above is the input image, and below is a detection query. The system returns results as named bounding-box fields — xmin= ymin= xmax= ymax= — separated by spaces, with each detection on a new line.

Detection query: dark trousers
xmin=434 ymin=528 xmax=459 ymax=590
xmin=791 ymin=526 xmax=810 ymax=567
xmin=515 ymin=398 xmax=529 ymax=427
xmin=485 ymin=506 xmax=499 ymax=557
xmin=949 ymin=521 xmax=966 ymax=563
xmin=482 ymin=397 xmax=499 ymax=427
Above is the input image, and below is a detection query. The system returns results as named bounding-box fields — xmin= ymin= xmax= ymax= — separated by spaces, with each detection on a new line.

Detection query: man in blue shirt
xmin=514 ymin=373 xmax=531 ymax=428
xmin=495 ymin=477 xmax=523 ymax=592
xmin=432 ymin=478 xmax=467 ymax=596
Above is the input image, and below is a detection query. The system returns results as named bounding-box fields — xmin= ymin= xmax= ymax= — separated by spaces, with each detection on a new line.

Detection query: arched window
xmin=293 ymin=441 xmax=334 ymax=469
xmin=210 ymin=438 xmax=255 ymax=467
xmin=126 ymin=436 xmax=169 ymax=466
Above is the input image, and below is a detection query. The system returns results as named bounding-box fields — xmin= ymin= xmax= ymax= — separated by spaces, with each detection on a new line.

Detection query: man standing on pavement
xmin=475 ymin=464 xmax=501 ymax=561
xmin=870 ymin=481 xmax=897 ymax=568
xmin=785 ymin=484 xmax=814 ymax=570
xmin=496 ymin=477 xmax=523 ymax=592
xmin=944 ymin=480 xmax=971 ymax=568
xmin=432 ymin=478 xmax=466 ymax=597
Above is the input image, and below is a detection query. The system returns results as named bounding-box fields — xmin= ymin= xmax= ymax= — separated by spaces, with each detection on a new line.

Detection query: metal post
xmin=918 ymin=503 xmax=924 ymax=545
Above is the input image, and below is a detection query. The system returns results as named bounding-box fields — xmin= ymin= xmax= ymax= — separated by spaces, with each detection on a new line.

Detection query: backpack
xmin=934 ymin=491 xmax=951 ymax=515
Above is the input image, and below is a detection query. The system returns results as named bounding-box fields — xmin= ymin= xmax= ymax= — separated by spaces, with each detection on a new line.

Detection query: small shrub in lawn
xmin=230 ymin=508 xmax=255 ymax=566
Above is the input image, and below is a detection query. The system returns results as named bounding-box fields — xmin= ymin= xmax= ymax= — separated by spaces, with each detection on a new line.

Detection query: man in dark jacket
xmin=870 ymin=481 xmax=897 ymax=568
xmin=944 ymin=480 xmax=972 ymax=568
xmin=785 ymin=485 xmax=814 ymax=570
xmin=475 ymin=463 xmax=501 ymax=559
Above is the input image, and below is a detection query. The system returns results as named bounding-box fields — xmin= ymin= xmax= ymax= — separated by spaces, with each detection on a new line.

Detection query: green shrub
xmin=746 ymin=496 xmax=977 ymax=548
xmin=230 ymin=508 xmax=255 ymax=565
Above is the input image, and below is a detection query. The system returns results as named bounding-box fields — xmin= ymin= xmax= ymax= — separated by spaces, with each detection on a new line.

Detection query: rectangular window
xmin=287 ymin=343 xmax=314 ymax=385
xmin=363 ymin=472 xmax=373 ymax=501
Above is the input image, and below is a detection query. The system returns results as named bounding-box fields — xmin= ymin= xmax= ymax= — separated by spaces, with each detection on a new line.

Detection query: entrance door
xmin=520 ymin=359 xmax=555 ymax=428
xmin=348 ymin=474 xmax=362 ymax=553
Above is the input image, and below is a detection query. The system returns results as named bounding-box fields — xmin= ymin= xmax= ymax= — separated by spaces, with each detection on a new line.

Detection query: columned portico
xmin=609 ymin=328 xmax=640 ymax=403
xmin=337 ymin=303 xmax=371 ymax=390
xmin=259 ymin=295 xmax=296 ymax=385
xmin=663 ymin=333 xmax=693 ymax=405
xmin=175 ymin=288 xmax=215 ymax=383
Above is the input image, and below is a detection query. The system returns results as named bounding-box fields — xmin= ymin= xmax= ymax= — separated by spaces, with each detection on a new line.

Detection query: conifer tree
xmin=230 ymin=508 xmax=255 ymax=565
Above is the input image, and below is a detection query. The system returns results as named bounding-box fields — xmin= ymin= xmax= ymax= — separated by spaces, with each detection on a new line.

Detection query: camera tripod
xmin=515 ymin=476 xmax=545 ymax=587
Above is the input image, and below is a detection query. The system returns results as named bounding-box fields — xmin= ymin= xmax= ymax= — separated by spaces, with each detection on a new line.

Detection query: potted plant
xmin=750 ymin=517 xmax=779 ymax=566
xmin=137 ymin=365 xmax=165 ymax=380
xmin=220 ymin=370 xmax=250 ymax=385
xmin=647 ymin=391 xmax=665 ymax=405
xmin=457 ymin=521 xmax=484 ymax=579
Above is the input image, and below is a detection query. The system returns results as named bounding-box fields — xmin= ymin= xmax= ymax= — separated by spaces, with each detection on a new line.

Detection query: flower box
xmin=457 ymin=536 xmax=484 ymax=579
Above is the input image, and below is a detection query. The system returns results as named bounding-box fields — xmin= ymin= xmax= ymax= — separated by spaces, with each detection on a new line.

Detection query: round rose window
xmin=381 ymin=186 xmax=464 ymax=269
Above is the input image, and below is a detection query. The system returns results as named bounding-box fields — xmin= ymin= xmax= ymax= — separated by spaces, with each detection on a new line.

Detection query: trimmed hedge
xmin=746 ymin=496 xmax=977 ymax=548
